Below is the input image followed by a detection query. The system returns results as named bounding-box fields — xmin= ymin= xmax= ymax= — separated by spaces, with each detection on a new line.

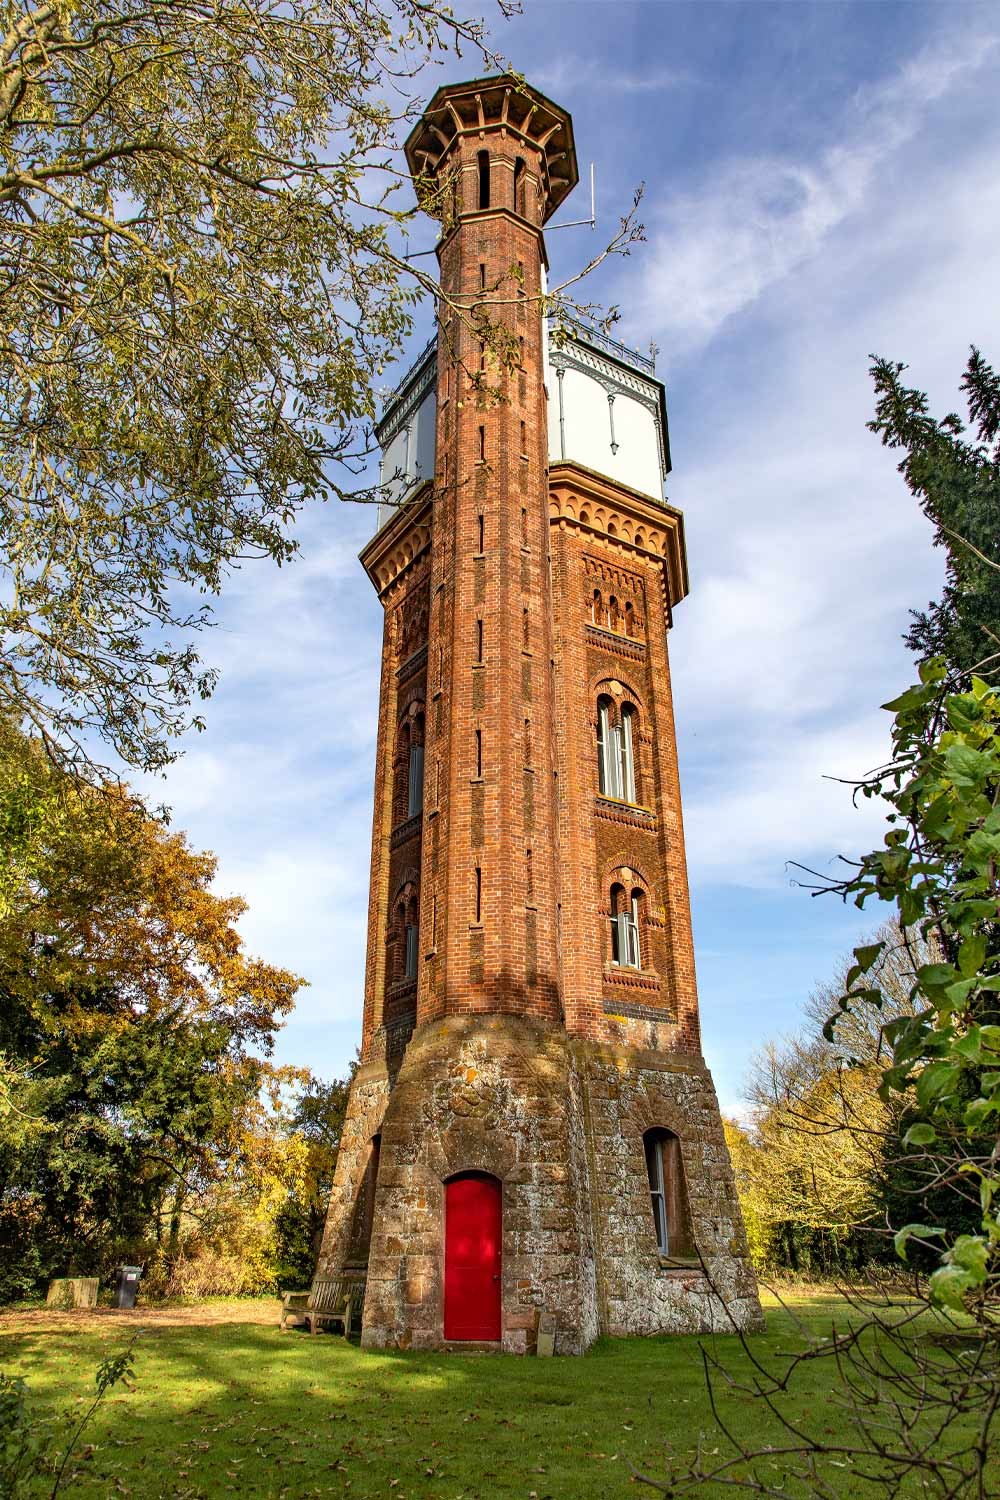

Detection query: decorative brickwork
xmin=316 ymin=73 xmax=762 ymax=1351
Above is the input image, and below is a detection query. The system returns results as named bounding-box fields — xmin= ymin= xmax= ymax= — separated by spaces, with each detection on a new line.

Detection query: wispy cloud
xmin=533 ymin=56 xmax=696 ymax=98
xmin=634 ymin=31 xmax=999 ymax=357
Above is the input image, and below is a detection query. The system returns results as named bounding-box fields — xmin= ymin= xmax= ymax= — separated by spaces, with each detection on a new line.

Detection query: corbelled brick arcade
xmin=316 ymin=74 xmax=762 ymax=1353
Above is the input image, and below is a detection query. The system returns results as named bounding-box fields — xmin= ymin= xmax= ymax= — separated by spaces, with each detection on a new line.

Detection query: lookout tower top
xmin=403 ymin=74 xmax=578 ymax=223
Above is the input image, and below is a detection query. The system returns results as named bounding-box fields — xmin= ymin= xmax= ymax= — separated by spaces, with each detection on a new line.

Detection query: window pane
xmin=408 ymin=744 xmax=424 ymax=816
xmin=621 ymin=709 xmax=636 ymax=803
xmin=405 ymin=924 xmax=418 ymax=979
xmin=597 ymin=704 xmax=609 ymax=795
xmin=651 ymin=1192 xmax=668 ymax=1255
xmin=610 ymin=913 xmax=621 ymax=964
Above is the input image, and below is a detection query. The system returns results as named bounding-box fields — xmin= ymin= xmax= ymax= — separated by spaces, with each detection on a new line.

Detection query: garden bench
xmin=279 ymin=1275 xmax=366 ymax=1336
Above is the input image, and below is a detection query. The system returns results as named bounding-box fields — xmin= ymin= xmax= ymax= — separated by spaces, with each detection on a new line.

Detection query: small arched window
xmin=643 ymin=1128 xmax=693 ymax=1258
xmin=404 ymin=894 xmax=419 ymax=980
xmin=591 ymin=589 xmax=602 ymax=625
xmin=597 ymin=698 xmax=638 ymax=804
xmin=408 ymin=714 xmax=424 ymax=817
xmin=478 ymin=150 xmax=491 ymax=209
xmin=597 ymin=696 xmax=613 ymax=796
xmin=608 ymin=595 xmax=620 ymax=632
xmin=610 ymin=883 xmax=641 ymax=969
xmin=513 ymin=156 xmax=526 ymax=216
xmin=620 ymin=704 xmax=637 ymax=803
xmin=624 ymin=601 xmax=635 ymax=637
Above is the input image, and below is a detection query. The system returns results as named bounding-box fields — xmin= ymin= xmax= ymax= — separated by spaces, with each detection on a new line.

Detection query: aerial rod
xmin=546 ymin=162 xmax=596 ymax=232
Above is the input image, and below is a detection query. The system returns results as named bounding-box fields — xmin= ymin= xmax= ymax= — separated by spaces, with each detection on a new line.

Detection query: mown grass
xmin=0 ymin=1289 xmax=942 ymax=1499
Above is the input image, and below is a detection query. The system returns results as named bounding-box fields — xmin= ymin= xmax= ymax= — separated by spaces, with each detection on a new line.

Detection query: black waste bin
xmin=113 ymin=1265 xmax=142 ymax=1310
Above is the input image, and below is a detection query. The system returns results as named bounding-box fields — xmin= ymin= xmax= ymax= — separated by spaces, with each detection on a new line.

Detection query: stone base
xmin=317 ymin=1015 xmax=762 ymax=1353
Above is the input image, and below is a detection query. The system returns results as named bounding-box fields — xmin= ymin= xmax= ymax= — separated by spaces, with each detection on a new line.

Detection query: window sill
xmin=657 ymin=1257 xmax=702 ymax=1273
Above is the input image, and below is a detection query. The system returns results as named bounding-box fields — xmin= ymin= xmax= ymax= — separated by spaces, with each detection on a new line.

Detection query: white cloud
xmin=635 ymin=30 xmax=999 ymax=357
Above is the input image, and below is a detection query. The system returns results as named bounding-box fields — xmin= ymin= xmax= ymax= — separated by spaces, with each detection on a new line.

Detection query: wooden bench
xmin=279 ymin=1276 xmax=366 ymax=1337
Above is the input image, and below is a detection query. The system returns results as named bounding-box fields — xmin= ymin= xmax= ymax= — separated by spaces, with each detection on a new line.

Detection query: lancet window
xmin=597 ymin=697 xmax=638 ymax=803
xmin=609 ymin=882 xmax=642 ymax=969
xmin=643 ymin=1128 xmax=693 ymax=1259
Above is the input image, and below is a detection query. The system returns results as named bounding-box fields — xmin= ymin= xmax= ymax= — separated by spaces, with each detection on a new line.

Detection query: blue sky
xmin=139 ymin=2 xmax=1000 ymax=1114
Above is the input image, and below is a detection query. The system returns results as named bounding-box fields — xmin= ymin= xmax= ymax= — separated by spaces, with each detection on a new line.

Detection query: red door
xmin=444 ymin=1174 xmax=501 ymax=1340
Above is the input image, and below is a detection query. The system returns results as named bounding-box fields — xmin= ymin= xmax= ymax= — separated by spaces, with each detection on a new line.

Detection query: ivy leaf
xmin=902 ymin=1122 xmax=937 ymax=1147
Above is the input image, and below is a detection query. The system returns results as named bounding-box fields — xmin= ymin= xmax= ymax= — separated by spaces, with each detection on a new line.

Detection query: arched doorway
xmin=444 ymin=1173 xmax=501 ymax=1340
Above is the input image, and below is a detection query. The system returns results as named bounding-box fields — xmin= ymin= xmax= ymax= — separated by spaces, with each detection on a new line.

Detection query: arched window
xmin=597 ymin=698 xmax=638 ymax=804
xmin=513 ymin=156 xmax=526 ymax=216
xmin=407 ymin=714 xmax=424 ymax=817
xmin=404 ymin=894 xmax=419 ymax=980
xmin=477 ymin=150 xmax=490 ymax=209
xmin=610 ymin=883 xmax=641 ymax=969
xmin=394 ymin=900 xmax=406 ymax=978
xmin=597 ymin=696 xmax=613 ymax=795
xmin=624 ymin=601 xmax=635 ymax=637
xmin=620 ymin=704 xmax=637 ymax=803
xmin=609 ymin=595 xmax=620 ymax=633
xmin=643 ymin=1128 xmax=693 ymax=1258
xmin=591 ymin=589 xmax=602 ymax=625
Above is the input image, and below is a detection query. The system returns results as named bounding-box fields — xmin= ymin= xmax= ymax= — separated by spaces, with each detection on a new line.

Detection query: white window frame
xmin=597 ymin=700 xmax=612 ymax=796
xmin=620 ymin=707 xmax=636 ymax=804
xmin=611 ymin=890 xmax=641 ymax=969
xmin=645 ymin=1134 xmax=669 ymax=1255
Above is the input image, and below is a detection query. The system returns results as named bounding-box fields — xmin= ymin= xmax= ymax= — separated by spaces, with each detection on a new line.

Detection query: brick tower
xmin=316 ymin=75 xmax=761 ymax=1353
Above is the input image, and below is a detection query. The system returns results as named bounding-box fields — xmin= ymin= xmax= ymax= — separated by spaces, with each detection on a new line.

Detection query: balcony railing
xmin=549 ymin=314 xmax=656 ymax=377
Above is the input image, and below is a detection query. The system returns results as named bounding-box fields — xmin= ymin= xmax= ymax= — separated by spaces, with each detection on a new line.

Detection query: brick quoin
xmin=316 ymin=74 xmax=762 ymax=1354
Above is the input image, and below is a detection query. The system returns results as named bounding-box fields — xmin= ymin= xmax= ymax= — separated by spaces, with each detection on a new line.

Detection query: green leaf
xmin=902 ymin=1122 xmax=937 ymax=1147
xmin=944 ymin=743 xmax=994 ymax=789
xmin=916 ymin=1061 xmax=962 ymax=1108
xmin=894 ymin=1222 xmax=946 ymax=1260
xmin=958 ymin=935 xmax=987 ymax=978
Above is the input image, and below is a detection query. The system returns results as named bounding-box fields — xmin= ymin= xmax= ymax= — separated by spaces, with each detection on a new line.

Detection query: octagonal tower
xmin=316 ymin=75 xmax=761 ymax=1353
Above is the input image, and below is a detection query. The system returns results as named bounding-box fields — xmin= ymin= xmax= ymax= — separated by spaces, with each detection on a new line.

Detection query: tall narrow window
xmin=522 ymin=606 xmax=529 ymax=651
xmin=513 ymin=156 xmax=526 ymax=215
xmin=523 ymin=717 xmax=531 ymax=765
xmin=474 ymin=865 xmax=482 ymax=924
xmin=477 ymin=150 xmax=490 ymax=209
xmin=526 ymin=847 xmax=533 ymax=898
xmin=625 ymin=601 xmax=635 ymax=638
xmin=645 ymin=1131 xmax=668 ymax=1255
xmin=518 ymin=335 xmax=525 ymax=367
xmin=517 ymin=260 xmax=525 ymax=298
xmin=395 ymin=900 xmax=406 ymax=976
xmin=479 ymin=261 xmax=486 ymax=291
xmin=438 ymin=644 xmax=444 ymax=687
xmin=610 ymin=884 xmax=641 ymax=969
xmin=592 ymin=589 xmax=602 ymax=625
xmin=434 ymin=756 xmax=441 ymax=807
xmin=478 ymin=425 xmax=486 ymax=462
xmin=620 ymin=705 xmax=637 ymax=804
xmin=477 ymin=513 xmax=485 ymax=552
xmin=431 ymin=893 xmax=438 ymax=947
xmin=475 ymin=728 xmax=482 ymax=778
xmin=643 ymin=1129 xmax=693 ymax=1259
xmin=520 ymin=419 xmax=526 ymax=455
xmin=408 ymin=739 xmax=424 ymax=817
xmin=609 ymin=595 xmax=620 ymax=633
xmin=521 ymin=506 xmax=528 ymax=546
xmin=405 ymin=921 xmax=418 ymax=979
xmin=476 ymin=618 xmax=483 ymax=663
xmin=597 ymin=697 xmax=613 ymax=796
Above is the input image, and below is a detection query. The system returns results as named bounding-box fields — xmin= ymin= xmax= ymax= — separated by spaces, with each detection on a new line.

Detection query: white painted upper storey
xmin=373 ymin=319 xmax=670 ymax=534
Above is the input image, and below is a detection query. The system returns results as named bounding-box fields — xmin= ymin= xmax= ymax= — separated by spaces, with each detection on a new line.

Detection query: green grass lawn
xmin=0 ymin=1289 xmax=944 ymax=1499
